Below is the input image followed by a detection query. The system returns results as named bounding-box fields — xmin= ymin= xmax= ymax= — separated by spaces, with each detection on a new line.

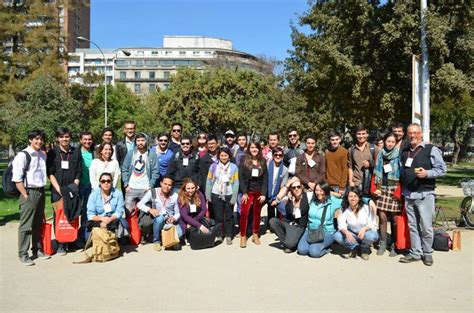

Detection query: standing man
xmin=122 ymin=132 xmax=159 ymax=213
xmin=325 ymin=130 xmax=348 ymax=196
xmin=223 ymin=130 xmax=238 ymax=157
xmin=391 ymin=122 xmax=409 ymax=150
xmin=399 ymin=123 xmax=446 ymax=266
xmin=78 ymin=131 xmax=94 ymax=245
xmin=198 ymin=134 xmax=219 ymax=194
xmin=47 ymin=127 xmax=82 ymax=256
xmin=116 ymin=120 xmax=136 ymax=167
xmin=166 ymin=135 xmax=200 ymax=192
xmin=168 ymin=122 xmax=182 ymax=153
xmin=234 ymin=133 xmax=247 ymax=166
xmin=151 ymin=132 xmax=175 ymax=183
xmin=262 ymin=132 xmax=280 ymax=162
xmin=283 ymin=127 xmax=306 ymax=177
xmin=13 ymin=130 xmax=50 ymax=265
xmin=348 ymin=125 xmax=378 ymax=196
xmin=100 ymin=127 xmax=118 ymax=161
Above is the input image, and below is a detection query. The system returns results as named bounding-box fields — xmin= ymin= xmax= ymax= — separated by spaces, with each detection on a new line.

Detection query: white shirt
xmin=11 ymin=147 xmax=47 ymax=188
xmin=89 ymin=158 xmax=121 ymax=190
xmin=337 ymin=204 xmax=377 ymax=233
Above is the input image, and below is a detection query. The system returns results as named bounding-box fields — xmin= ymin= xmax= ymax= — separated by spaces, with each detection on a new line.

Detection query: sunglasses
xmin=172 ymin=129 xmax=181 ymax=133
xmin=273 ymin=153 xmax=283 ymax=157
xmin=100 ymin=179 xmax=112 ymax=184
xmin=181 ymin=142 xmax=191 ymax=146
xmin=288 ymin=134 xmax=297 ymax=138
xmin=291 ymin=185 xmax=302 ymax=190
xmin=158 ymin=139 xmax=168 ymax=143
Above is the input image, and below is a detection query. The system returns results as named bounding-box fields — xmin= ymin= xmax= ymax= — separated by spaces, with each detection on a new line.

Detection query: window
xmin=179 ymin=51 xmax=186 ymax=55
xmin=149 ymin=71 xmax=155 ymax=79
xmin=163 ymin=83 xmax=170 ymax=90
xmin=145 ymin=60 xmax=160 ymax=66
xmin=137 ymin=51 xmax=144 ymax=56
xmin=134 ymin=71 xmax=141 ymax=79
xmin=119 ymin=71 xmax=126 ymax=79
xmin=163 ymin=71 xmax=170 ymax=80
xmin=149 ymin=84 xmax=156 ymax=92
xmin=204 ymin=51 xmax=212 ymax=56
xmin=193 ymin=51 xmax=200 ymax=56
xmin=175 ymin=60 xmax=189 ymax=66
xmin=134 ymin=84 xmax=141 ymax=93
xmin=160 ymin=60 xmax=174 ymax=66
xmin=116 ymin=60 xmax=129 ymax=66
xmin=151 ymin=51 xmax=159 ymax=55
xmin=165 ymin=51 xmax=172 ymax=55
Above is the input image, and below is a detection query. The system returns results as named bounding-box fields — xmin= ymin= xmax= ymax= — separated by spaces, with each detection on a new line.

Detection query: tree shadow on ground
xmin=0 ymin=213 xmax=20 ymax=226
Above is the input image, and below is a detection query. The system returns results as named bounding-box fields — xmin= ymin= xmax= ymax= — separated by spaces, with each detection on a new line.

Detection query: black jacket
xmin=284 ymin=192 xmax=309 ymax=228
xmin=115 ymin=139 xmax=128 ymax=167
xmin=238 ymin=158 xmax=268 ymax=195
xmin=60 ymin=183 xmax=81 ymax=220
xmin=166 ymin=150 xmax=200 ymax=189
xmin=198 ymin=152 xmax=218 ymax=194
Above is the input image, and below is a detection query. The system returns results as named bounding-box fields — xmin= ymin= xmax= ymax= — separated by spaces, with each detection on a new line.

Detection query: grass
xmin=438 ymin=163 xmax=474 ymax=187
xmin=435 ymin=197 xmax=465 ymax=221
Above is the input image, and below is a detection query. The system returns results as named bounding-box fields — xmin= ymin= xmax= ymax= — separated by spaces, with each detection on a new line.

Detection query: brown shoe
xmin=240 ymin=236 xmax=247 ymax=248
xmin=252 ymin=234 xmax=261 ymax=245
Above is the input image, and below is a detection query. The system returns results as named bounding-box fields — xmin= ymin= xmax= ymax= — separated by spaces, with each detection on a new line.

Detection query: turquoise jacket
xmin=307 ymin=195 xmax=342 ymax=233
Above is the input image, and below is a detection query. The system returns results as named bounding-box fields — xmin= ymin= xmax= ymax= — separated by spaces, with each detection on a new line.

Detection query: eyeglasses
xmin=288 ymin=134 xmax=297 ymax=138
xmin=291 ymin=185 xmax=302 ymax=190
xmin=158 ymin=139 xmax=168 ymax=143
xmin=100 ymin=179 xmax=112 ymax=184
xmin=181 ymin=142 xmax=191 ymax=146
xmin=273 ymin=153 xmax=283 ymax=157
xmin=172 ymin=129 xmax=181 ymax=133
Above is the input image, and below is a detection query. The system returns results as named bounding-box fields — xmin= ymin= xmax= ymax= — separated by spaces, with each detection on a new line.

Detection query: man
xmin=325 ymin=130 xmax=348 ymax=196
xmin=391 ymin=122 xmax=409 ymax=150
xmin=262 ymin=132 xmax=280 ymax=162
xmin=136 ymin=176 xmax=181 ymax=251
xmin=12 ymin=130 xmax=50 ymax=265
xmin=348 ymin=125 xmax=378 ymax=195
xmin=166 ymin=135 xmax=200 ymax=192
xmin=295 ymin=134 xmax=326 ymax=191
xmin=399 ymin=123 xmax=446 ymax=266
xmin=100 ymin=127 xmax=118 ymax=161
xmin=78 ymin=131 xmax=94 ymax=245
xmin=116 ymin=120 xmax=136 ymax=166
xmin=47 ymin=127 xmax=82 ymax=256
xmin=198 ymin=134 xmax=219 ymax=194
xmin=234 ymin=133 xmax=247 ymax=166
xmin=283 ymin=127 xmax=306 ymax=176
xmin=168 ymin=122 xmax=182 ymax=153
xmin=151 ymin=132 xmax=175 ymax=183
xmin=266 ymin=146 xmax=288 ymax=230
xmin=223 ymin=130 xmax=238 ymax=157
xmin=122 ymin=133 xmax=159 ymax=213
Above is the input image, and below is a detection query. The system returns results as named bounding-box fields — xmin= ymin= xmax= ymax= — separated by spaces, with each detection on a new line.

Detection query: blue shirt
xmin=308 ymin=195 xmax=342 ymax=233
xmin=151 ymin=146 xmax=175 ymax=178
xmin=87 ymin=188 xmax=125 ymax=220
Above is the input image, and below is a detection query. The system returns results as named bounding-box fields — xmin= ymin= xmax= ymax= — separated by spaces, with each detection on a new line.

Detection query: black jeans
xmin=269 ymin=218 xmax=305 ymax=250
xmin=211 ymin=194 xmax=233 ymax=237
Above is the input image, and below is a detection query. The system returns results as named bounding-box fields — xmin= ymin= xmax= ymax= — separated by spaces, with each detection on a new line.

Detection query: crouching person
xmin=334 ymin=187 xmax=379 ymax=260
xmin=178 ymin=178 xmax=221 ymax=249
xmin=137 ymin=176 xmax=180 ymax=251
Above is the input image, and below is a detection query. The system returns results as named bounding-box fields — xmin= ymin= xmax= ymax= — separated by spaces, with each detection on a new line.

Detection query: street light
xmin=77 ymin=36 xmax=131 ymax=127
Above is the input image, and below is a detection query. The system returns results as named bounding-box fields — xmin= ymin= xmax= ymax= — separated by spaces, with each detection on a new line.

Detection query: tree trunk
xmin=450 ymin=121 xmax=460 ymax=164
xmin=458 ymin=123 xmax=473 ymax=162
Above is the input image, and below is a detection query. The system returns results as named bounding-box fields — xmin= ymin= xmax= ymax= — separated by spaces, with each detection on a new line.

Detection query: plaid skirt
xmin=376 ymin=186 xmax=402 ymax=213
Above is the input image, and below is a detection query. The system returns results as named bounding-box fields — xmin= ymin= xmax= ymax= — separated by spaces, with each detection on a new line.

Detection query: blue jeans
xmin=153 ymin=215 xmax=183 ymax=243
xmin=334 ymin=229 xmax=379 ymax=251
xmin=405 ymin=195 xmax=435 ymax=258
xmin=297 ymin=229 xmax=335 ymax=258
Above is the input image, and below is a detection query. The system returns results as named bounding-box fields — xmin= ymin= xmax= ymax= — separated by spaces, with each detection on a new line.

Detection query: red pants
xmin=240 ymin=191 xmax=263 ymax=237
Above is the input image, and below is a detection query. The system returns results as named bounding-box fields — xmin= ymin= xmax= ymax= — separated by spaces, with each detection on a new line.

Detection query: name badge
xmin=308 ymin=159 xmax=316 ymax=168
xmin=383 ymin=163 xmax=392 ymax=173
xmin=405 ymin=158 xmax=413 ymax=167
xmin=183 ymin=158 xmax=189 ymax=166
xmin=251 ymin=168 xmax=259 ymax=177
xmin=289 ymin=157 xmax=297 ymax=174
xmin=61 ymin=160 xmax=69 ymax=169
xmin=104 ymin=203 xmax=112 ymax=213
xmin=189 ymin=204 xmax=197 ymax=213
xmin=294 ymin=207 xmax=301 ymax=219
xmin=222 ymin=174 xmax=230 ymax=183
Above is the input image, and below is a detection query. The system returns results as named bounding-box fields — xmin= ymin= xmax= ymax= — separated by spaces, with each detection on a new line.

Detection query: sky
xmin=91 ymin=0 xmax=310 ymax=61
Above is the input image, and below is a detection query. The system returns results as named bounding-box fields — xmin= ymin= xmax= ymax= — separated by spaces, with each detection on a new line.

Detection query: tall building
xmin=60 ymin=0 xmax=91 ymax=52
xmin=67 ymin=36 xmax=266 ymax=94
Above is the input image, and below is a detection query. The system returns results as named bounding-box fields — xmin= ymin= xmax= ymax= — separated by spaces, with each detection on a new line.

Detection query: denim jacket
xmin=87 ymin=188 xmax=125 ymax=220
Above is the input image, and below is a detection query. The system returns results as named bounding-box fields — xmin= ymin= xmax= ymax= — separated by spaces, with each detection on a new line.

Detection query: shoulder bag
xmin=307 ymin=202 xmax=329 ymax=244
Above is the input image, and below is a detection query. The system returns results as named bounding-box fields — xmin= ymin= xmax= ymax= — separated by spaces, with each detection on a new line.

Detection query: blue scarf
xmin=374 ymin=147 xmax=400 ymax=184
xmin=267 ymin=161 xmax=284 ymax=200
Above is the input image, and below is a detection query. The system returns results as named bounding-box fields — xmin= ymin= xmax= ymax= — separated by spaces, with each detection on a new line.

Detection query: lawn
xmin=438 ymin=162 xmax=474 ymax=187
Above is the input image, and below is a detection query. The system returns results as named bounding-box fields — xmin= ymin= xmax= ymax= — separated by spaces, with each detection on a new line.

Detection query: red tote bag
xmin=126 ymin=207 xmax=141 ymax=245
xmin=40 ymin=217 xmax=54 ymax=256
xmin=394 ymin=206 xmax=411 ymax=250
xmin=54 ymin=200 xmax=80 ymax=243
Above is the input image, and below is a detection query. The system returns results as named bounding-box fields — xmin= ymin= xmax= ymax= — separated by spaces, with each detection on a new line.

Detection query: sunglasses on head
xmin=100 ymin=179 xmax=112 ymax=184
xmin=291 ymin=185 xmax=302 ymax=190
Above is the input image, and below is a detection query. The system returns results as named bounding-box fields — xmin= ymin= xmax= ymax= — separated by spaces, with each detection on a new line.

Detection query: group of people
xmin=11 ymin=120 xmax=446 ymax=267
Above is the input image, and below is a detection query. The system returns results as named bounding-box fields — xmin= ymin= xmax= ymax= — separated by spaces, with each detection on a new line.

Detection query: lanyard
xmin=408 ymin=146 xmax=423 ymax=159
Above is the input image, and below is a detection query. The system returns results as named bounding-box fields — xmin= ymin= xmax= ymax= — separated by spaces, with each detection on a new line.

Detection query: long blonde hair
xmin=178 ymin=177 xmax=201 ymax=208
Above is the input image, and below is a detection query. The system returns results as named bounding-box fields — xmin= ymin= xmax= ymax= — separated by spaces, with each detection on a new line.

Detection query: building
xmin=67 ymin=36 xmax=266 ymax=94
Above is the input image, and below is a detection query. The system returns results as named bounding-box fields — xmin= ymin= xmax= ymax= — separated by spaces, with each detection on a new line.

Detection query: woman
xmin=297 ymin=181 xmax=342 ymax=258
xmin=206 ymin=147 xmax=239 ymax=245
xmin=269 ymin=176 xmax=309 ymax=253
xmin=238 ymin=140 xmax=268 ymax=248
xmin=334 ymin=187 xmax=379 ymax=260
xmin=89 ymin=142 xmax=121 ymax=190
xmin=178 ymin=178 xmax=220 ymax=248
xmin=372 ymin=132 xmax=403 ymax=256
xmin=194 ymin=132 xmax=208 ymax=158
xmin=295 ymin=134 xmax=325 ymax=191
xmin=86 ymin=172 xmax=125 ymax=234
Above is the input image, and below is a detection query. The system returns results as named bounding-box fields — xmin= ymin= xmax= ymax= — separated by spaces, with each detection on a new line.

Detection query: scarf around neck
xmin=374 ymin=147 xmax=400 ymax=184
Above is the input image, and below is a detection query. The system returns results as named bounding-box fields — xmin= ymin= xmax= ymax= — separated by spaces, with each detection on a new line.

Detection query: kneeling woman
xmin=86 ymin=172 xmax=125 ymax=234
xmin=269 ymin=176 xmax=309 ymax=253
xmin=178 ymin=178 xmax=220 ymax=248
xmin=297 ymin=181 xmax=342 ymax=258
xmin=334 ymin=187 xmax=379 ymax=260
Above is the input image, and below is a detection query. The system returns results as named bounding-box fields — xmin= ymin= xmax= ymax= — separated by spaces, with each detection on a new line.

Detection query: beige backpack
xmin=74 ymin=227 xmax=120 ymax=263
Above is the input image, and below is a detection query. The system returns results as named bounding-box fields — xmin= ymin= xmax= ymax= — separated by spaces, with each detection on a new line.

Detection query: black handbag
xmin=307 ymin=202 xmax=329 ymax=244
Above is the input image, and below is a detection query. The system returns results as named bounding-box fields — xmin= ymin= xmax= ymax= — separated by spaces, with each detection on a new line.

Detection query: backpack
xmin=2 ymin=151 xmax=31 ymax=197
xmin=74 ymin=227 xmax=120 ymax=263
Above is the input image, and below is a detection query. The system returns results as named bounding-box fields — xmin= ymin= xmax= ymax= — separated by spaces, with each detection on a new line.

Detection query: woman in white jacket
xmin=89 ymin=142 xmax=121 ymax=190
